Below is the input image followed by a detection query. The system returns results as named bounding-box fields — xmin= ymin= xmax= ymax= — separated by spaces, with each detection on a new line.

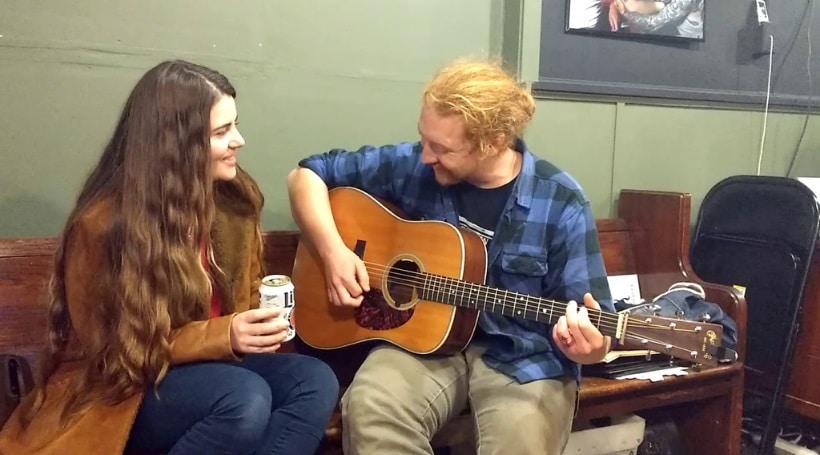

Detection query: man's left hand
xmin=552 ymin=293 xmax=611 ymax=364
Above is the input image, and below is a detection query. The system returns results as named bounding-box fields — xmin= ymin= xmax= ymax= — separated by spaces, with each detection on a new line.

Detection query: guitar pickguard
xmin=354 ymin=289 xmax=414 ymax=330
xmin=353 ymin=258 xmax=423 ymax=331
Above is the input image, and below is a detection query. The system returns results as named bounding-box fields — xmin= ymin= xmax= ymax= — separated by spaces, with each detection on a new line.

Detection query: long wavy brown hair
xmin=19 ymin=60 xmax=262 ymax=426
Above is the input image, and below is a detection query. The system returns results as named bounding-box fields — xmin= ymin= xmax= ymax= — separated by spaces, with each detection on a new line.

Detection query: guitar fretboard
xmin=418 ymin=272 xmax=619 ymax=338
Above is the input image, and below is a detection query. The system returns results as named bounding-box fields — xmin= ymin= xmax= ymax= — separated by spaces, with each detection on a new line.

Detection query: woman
xmin=0 ymin=60 xmax=339 ymax=455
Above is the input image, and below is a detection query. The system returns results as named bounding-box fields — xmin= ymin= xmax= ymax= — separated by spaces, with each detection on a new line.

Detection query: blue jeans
xmin=125 ymin=353 xmax=339 ymax=455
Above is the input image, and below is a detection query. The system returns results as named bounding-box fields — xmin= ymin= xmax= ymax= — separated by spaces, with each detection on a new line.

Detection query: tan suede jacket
xmin=0 ymin=188 xmax=263 ymax=455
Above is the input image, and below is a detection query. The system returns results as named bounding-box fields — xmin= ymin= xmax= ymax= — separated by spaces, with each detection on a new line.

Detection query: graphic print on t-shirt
xmin=458 ymin=215 xmax=494 ymax=246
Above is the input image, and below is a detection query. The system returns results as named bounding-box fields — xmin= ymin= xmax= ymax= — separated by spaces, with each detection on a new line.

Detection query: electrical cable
xmin=757 ymin=34 xmax=774 ymax=176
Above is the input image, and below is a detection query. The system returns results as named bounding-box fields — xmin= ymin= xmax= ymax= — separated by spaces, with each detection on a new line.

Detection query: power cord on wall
xmin=756 ymin=34 xmax=775 ymax=176
xmin=755 ymin=0 xmax=815 ymax=177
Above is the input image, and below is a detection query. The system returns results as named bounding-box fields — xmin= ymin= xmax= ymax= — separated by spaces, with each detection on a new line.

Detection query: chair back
xmin=690 ymin=175 xmax=819 ymax=455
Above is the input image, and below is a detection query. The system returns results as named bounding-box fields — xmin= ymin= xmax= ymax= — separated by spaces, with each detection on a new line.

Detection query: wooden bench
xmin=0 ymin=189 xmax=746 ymax=454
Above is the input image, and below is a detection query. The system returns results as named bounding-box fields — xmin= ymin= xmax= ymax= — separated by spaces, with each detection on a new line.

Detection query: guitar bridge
xmin=615 ymin=311 xmax=628 ymax=344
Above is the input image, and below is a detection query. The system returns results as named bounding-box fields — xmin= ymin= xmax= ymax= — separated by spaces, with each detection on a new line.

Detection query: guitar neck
xmin=418 ymin=272 xmax=620 ymax=338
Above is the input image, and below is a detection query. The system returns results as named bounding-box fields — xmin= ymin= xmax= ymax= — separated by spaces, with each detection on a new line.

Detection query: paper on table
xmin=616 ymin=366 xmax=689 ymax=382
xmin=797 ymin=177 xmax=820 ymax=199
xmin=607 ymin=274 xmax=643 ymax=304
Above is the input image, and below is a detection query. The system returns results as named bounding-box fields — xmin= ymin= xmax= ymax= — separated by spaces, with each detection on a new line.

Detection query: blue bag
xmin=614 ymin=282 xmax=739 ymax=350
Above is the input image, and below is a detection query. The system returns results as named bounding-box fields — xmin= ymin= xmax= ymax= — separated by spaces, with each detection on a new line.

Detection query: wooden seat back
xmin=0 ymin=188 xmax=746 ymax=380
xmin=0 ymin=190 xmax=748 ymax=454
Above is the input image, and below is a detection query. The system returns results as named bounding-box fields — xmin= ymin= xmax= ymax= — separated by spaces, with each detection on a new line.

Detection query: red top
xmin=201 ymin=239 xmax=222 ymax=318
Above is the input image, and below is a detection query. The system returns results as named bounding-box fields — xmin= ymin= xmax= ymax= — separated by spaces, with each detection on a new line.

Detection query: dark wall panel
xmin=534 ymin=0 xmax=818 ymax=107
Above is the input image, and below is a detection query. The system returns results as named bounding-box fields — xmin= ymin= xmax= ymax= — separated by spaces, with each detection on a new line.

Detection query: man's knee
xmin=340 ymin=377 xmax=382 ymax=430
xmin=341 ymin=370 xmax=418 ymax=434
xmin=475 ymin=405 xmax=571 ymax=455
xmin=473 ymin=379 xmax=575 ymax=455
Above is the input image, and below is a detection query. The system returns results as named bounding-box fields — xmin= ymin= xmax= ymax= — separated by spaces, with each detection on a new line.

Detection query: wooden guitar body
xmin=292 ymin=187 xmax=486 ymax=354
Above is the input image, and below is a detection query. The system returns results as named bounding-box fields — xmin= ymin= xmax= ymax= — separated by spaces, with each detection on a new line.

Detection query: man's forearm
xmin=287 ymin=168 xmax=348 ymax=258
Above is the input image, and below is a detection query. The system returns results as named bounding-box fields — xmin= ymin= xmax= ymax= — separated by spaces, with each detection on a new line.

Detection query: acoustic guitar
xmin=292 ymin=187 xmax=736 ymax=367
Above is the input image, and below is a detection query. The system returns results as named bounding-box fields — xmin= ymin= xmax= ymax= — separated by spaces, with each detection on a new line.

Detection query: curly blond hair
xmin=422 ymin=58 xmax=535 ymax=156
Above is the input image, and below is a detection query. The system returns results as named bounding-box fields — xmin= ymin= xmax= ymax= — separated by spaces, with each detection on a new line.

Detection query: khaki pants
xmin=341 ymin=344 xmax=577 ymax=455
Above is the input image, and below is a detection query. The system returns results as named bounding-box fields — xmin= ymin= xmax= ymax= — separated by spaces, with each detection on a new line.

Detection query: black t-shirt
xmin=453 ymin=178 xmax=516 ymax=245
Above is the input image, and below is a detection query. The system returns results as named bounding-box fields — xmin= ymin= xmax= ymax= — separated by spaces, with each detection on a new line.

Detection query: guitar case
xmin=0 ymin=354 xmax=34 ymax=428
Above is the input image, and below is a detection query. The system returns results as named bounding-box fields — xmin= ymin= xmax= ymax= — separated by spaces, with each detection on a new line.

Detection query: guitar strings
xmin=358 ymin=261 xmax=707 ymax=357
xmin=363 ymin=262 xmax=698 ymax=356
xmin=359 ymin=261 xmax=697 ymax=333
xmin=365 ymin=261 xmax=618 ymax=329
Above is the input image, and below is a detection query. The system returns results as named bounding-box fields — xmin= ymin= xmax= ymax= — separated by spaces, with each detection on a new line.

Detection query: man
xmin=287 ymin=58 xmax=615 ymax=455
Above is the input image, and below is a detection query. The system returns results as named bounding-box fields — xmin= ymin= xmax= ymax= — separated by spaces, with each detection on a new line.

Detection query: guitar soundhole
xmin=385 ymin=259 xmax=421 ymax=310
xmin=352 ymin=259 xmax=419 ymax=332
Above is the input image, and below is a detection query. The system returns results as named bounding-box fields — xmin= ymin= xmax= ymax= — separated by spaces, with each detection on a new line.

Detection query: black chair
xmin=689 ymin=175 xmax=819 ymax=455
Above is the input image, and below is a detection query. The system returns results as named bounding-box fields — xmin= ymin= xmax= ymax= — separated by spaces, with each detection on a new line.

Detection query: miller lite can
xmin=259 ymin=274 xmax=296 ymax=342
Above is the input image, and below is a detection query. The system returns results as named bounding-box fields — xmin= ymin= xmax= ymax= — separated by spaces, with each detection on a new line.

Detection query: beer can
xmin=259 ymin=274 xmax=296 ymax=342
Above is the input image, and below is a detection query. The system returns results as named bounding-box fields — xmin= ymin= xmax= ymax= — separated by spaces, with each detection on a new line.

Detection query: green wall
xmin=1 ymin=0 xmax=818 ymax=237
xmin=528 ymin=101 xmax=820 ymax=219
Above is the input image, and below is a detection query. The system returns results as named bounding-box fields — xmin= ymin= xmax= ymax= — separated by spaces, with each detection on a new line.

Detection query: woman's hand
xmin=552 ymin=293 xmax=611 ymax=365
xmin=230 ymin=307 xmax=291 ymax=354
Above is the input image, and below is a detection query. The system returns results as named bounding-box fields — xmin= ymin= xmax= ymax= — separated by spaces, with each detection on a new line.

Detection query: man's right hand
xmin=322 ymin=245 xmax=371 ymax=308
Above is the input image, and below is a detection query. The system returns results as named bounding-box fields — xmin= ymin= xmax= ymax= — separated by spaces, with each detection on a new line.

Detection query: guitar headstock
xmin=618 ymin=313 xmax=737 ymax=367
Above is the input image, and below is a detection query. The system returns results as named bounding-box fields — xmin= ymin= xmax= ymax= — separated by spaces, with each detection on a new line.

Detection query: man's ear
xmin=488 ymin=134 xmax=509 ymax=155
xmin=476 ymin=134 xmax=508 ymax=160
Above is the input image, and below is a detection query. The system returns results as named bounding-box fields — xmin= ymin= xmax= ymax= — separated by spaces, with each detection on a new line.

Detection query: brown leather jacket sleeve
xmin=168 ymin=316 xmax=239 ymax=364
xmin=249 ymin=230 xmax=263 ymax=309
xmin=65 ymin=211 xmax=239 ymax=366
xmin=64 ymin=213 xmax=111 ymax=357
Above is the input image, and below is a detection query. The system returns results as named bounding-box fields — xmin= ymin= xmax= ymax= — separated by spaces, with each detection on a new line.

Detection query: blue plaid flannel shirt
xmin=299 ymin=139 xmax=614 ymax=383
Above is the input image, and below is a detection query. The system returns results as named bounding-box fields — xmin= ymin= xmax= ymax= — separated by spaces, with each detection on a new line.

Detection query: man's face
xmin=417 ymin=104 xmax=481 ymax=186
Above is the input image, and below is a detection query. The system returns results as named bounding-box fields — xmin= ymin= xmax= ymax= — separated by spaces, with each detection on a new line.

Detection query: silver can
xmin=259 ymin=274 xmax=296 ymax=342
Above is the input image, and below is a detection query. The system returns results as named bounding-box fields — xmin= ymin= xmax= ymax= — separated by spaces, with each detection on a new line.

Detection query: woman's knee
xmin=298 ymin=357 xmax=340 ymax=413
xmin=215 ymin=374 xmax=273 ymax=445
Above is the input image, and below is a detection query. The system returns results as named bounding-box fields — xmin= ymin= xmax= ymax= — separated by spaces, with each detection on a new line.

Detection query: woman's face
xmin=209 ymin=94 xmax=244 ymax=181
